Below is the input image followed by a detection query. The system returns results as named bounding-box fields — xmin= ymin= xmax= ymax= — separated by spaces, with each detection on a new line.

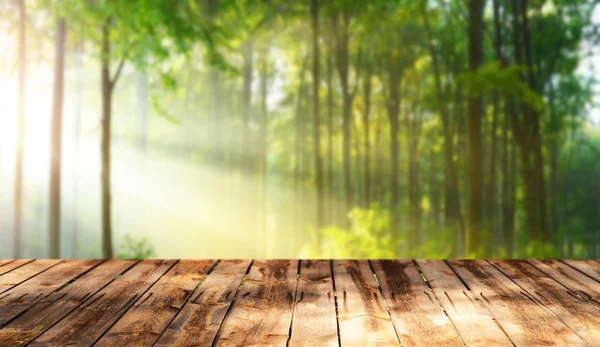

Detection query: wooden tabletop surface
xmin=0 ymin=259 xmax=599 ymax=346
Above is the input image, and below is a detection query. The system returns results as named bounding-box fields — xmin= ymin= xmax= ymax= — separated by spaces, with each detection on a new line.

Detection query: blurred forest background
xmin=0 ymin=0 xmax=599 ymax=259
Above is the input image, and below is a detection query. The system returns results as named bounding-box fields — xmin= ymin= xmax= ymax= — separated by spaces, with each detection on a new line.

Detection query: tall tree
xmin=362 ymin=64 xmax=372 ymax=208
xmin=257 ymin=40 xmax=269 ymax=255
xmin=465 ymin=0 xmax=484 ymax=255
xmin=421 ymin=2 xmax=464 ymax=255
xmin=406 ymin=73 xmax=423 ymax=251
xmin=330 ymin=4 xmax=357 ymax=222
xmin=520 ymin=0 xmax=549 ymax=242
xmin=385 ymin=62 xmax=402 ymax=239
xmin=325 ymin=55 xmax=335 ymax=223
xmin=13 ymin=0 xmax=26 ymax=258
xmin=311 ymin=0 xmax=324 ymax=242
xmin=100 ymin=19 xmax=117 ymax=259
xmin=54 ymin=0 xmax=217 ymax=258
xmin=49 ymin=18 xmax=66 ymax=259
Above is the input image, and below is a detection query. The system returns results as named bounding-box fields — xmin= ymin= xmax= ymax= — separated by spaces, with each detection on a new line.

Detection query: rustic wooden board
xmin=0 ymin=259 xmax=32 ymax=276
xmin=1 ymin=259 xmax=599 ymax=346
xmin=449 ymin=260 xmax=586 ymax=346
xmin=0 ymin=260 xmax=61 ymax=294
xmin=0 ymin=259 xmax=101 ymax=326
xmin=0 ymin=260 xmax=136 ymax=346
xmin=529 ymin=259 xmax=600 ymax=304
xmin=491 ymin=260 xmax=600 ymax=345
xmin=155 ymin=260 xmax=252 ymax=347
xmin=289 ymin=260 xmax=338 ymax=347
xmin=214 ymin=260 xmax=299 ymax=347
xmin=416 ymin=260 xmax=512 ymax=346
xmin=96 ymin=260 xmax=216 ymax=347
xmin=0 ymin=260 xmax=15 ymax=268
xmin=562 ymin=259 xmax=600 ymax=282
xmin=333 ymin=260 xmax=400 ymax=347
xmin=27 ymin=259 xmax=175 ymax=346
xmin=371 ymin=260 xmax=462 ymax=347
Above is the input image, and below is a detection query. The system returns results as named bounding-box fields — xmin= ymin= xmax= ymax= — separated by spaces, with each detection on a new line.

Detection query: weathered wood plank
xmin=0 ymin=260 xmax=61 ymax=294
xmin=562 ymin=260 xmax=600 ymax=282
xmin=334 ymin=260 xmax=400 ymax=347
xmin=0 ymin=260 xmax=15 ymax=269
xmin=0 ymin=260 xmax=34 ymax=276
xmin=289 ymin=260 xmax=338 ymax=347
xmin=0 ymin=260 xmax=136 ymax=346
xmin=448 ymin=260 xmax=586 ymax=346
xmin=529 ymin=259 xmax=600 ymax=304
xmin=214 ymin=260 xmax=299 ymax=347
xmin=155 ymin=260 xmax=252 ymax=347
xmin=416 ymin=260 xmax=512 ymax=346
xmin=0 ymin=259 xmax=101 ymax=326
xmin=371 ymin=260 xmax=462 ymax=347
xmin=28 ymin=259 xmax=175 ymax=346
xmin=492 ymin=260 xmax=600 ymax=345
xmin=95 ymin=260 xmax=216 ymax=347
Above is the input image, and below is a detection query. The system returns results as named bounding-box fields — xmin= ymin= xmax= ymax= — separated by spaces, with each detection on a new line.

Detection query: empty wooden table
xmin=0 ymin=259 xmax=599 ymax=346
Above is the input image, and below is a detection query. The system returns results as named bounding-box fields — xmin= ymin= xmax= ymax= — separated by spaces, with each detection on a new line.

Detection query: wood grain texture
xmin=96 ymin=260 xmax=216 ymax=347
xmin=0 ymin=259 xmax=101 ymax=326
xmin=0 ymin=259 xmax=32 ymax=276
xmin=416 ymin=260 xmax=512 ymax=346
xmin=214 ymin=259 xmax=299 ymax=347
xmin=562 ymin=259 xmax=600 ymax=282
xmin=334 ymin=260 xmax=400 ymax=347
xmin=1 ymin=259 xmax=600 ymax=346
xmin=28 ymin=259 xmax=175 ymax=347
xmin=492 ymin=260 xmax=600 ymax=345
xmin=156 ymin=260 xmax=252 ymax=347
xmin=371 ymin=260 xmax=463 ymax=347
xmin=449 ymin=260 xmax=586 ymax=346
xmin=529 ymin=259 xmax=600 ymax=304
xmin=289 ymin=260 xmax=338 ymax=347
xmin=0 ymin=260 xmax=136 ymax=346
xmin=0 ymin=260 xmax=15 ymax=269
xmin=0 ymin=260 xmax=60 ymax=294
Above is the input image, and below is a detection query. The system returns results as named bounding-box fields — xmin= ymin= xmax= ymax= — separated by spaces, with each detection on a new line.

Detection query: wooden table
xmin=0 ymin=259 xmax=599 ymax=346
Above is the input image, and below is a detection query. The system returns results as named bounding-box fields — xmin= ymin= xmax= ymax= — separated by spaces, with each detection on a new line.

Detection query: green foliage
xmin=304 ymin=203 xmax=399 ymax=259
xmin=117 ymin=234 xmax=156 ymax=260
xmin=458 ymin=62 xmax=546 ymax=112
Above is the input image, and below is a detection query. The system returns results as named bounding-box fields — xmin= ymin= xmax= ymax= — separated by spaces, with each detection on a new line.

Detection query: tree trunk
xmin=486 ymin=93 xmax=498 ymax=254
xmin=520 ymin=0 xmax=549 ymax=242
xmin=294 ymin=57 xmax=308 ymax=247
xmin=72 ymin=38 xmax=84 ymax=258
xmin=510 ymin=0 xmax=539 ymax=243
xmin=325 ymin=56 xmax=335 ymax=222
xmin=386 ymin=66 xmax=401 ymax=240
xmin=258 ymin=43 xmax=269 ymax=256
xmin=363 ymin=69 xmax=372 ymax=208
xmin=241 ymin=38 xmax=253 ymax=175
xmin=332 ymin=9 xmax=352 ymax=223
xmin=373 ymin=113 xmax=383 ymax=205
xmin=49 ymin=19 xmax=66 ymax=259
xmin=241 ymin=38 xmax=254 ymax=246
xmin=207 ymin=0 xmax=222 ymax=163
xmin=430 ymin=147 xmax=442 ymax=230
xmin=353 ymin=120 xmax=361 ymax=206
xmin=13 ymin=0 xmax=26 ymax=258
xmin=326 ymin=56 xmax=335 ymax=224
xmin=466 ymin=0 xmax=484 ymax=256
xmin=407 ymin=104 xmax=422 ymax=252
xmin=101 ymin=22 xmax=114 ymax=259
xmin=311 ymin=0 xmax=324 ymax=245
xmin=422 ymin=5 xmax=463 ymax=255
